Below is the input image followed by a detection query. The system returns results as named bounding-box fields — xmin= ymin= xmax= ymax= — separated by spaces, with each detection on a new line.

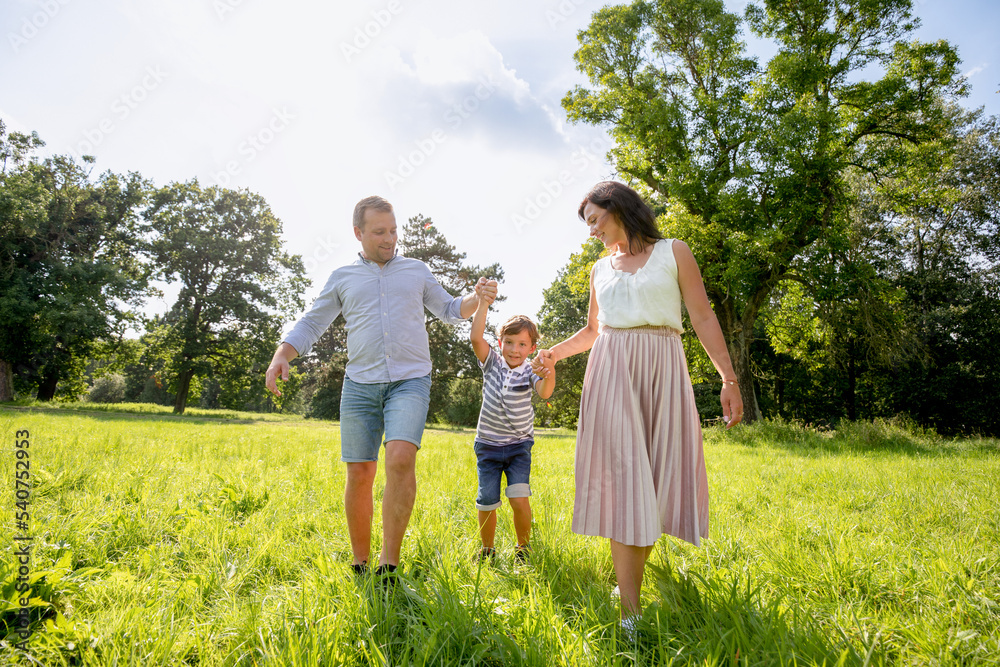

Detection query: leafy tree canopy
xmin=562 ymin=0 xmax=965 ymax=421
xmin=144 ymin=181 xmax=307 ymax=413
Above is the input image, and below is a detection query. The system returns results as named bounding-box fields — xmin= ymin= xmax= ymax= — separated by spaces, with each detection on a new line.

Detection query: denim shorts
xmin=339 ymin=374 xmax=431 ymax=462
xmin=474 ymin=439 xmax=533 ymax=511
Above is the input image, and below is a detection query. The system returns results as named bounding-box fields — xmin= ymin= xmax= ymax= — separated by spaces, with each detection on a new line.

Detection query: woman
xmin=534 ymin=181 xmax=742 ymax=630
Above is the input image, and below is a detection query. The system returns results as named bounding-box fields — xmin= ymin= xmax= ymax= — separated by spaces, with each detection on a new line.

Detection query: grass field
xmin=1 ymin=405 xmax=998 ymax=666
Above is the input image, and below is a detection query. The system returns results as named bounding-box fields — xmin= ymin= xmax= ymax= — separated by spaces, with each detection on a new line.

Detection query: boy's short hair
xmin=498 ymin=315 xmax=540 ymax=346
xmin=353 ymin=196 xmax=393 ymax=229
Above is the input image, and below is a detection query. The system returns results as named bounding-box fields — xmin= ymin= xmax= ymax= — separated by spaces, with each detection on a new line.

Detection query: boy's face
xmin=499 ymin=330 xmax=536 ymax=369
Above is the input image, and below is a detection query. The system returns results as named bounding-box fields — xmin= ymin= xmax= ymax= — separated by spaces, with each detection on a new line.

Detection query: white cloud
xmin=963 ymin=63 xmax=988 ymax=79
xmin=403 ymin=30 xmax=533 ymax=104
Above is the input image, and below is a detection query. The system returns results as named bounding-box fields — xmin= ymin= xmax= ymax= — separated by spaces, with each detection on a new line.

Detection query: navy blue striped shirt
xmin=475 ymin=347 xmax=542 ymax=446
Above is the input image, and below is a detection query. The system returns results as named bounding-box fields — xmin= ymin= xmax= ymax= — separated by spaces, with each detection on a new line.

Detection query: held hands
xmin=531 ymin=348 xmax=555 ymax=377
xmin=475 ymin=277 xmax=498 ymax=306
xmin=720 ymin=382 xmax=743 ymax=429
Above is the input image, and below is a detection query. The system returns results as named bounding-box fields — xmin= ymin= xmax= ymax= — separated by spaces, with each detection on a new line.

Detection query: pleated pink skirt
xmin=572 ymin=325 xmax=709 ymax=547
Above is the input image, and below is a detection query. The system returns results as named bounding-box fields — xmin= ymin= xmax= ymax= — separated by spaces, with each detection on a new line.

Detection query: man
xmin=265 ymin=195 xmax=495 ymax=578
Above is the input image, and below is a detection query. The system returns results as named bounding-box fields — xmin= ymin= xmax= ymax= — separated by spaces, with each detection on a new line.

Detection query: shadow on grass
xmin=718 ymin=418 xmax=999 ymax=459
xmin=0 ymin=403 xmax=332 ymax=429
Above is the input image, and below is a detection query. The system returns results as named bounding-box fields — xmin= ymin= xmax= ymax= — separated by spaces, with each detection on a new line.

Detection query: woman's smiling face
xmin=584 ymin=201 xmax=625 ymax=251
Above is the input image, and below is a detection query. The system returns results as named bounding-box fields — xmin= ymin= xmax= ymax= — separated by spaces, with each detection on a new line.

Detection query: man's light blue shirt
xmin=282 ymin=253 xmax=465 ymax=384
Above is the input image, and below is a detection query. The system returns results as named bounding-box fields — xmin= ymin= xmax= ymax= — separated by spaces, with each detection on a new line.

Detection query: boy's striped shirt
xmin=475 ymin=347 xmax=542 ymax=445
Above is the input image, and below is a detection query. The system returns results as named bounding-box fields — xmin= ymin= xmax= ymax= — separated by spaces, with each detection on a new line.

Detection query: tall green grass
xmin=1 ymin=407 xmax=997 ymax=665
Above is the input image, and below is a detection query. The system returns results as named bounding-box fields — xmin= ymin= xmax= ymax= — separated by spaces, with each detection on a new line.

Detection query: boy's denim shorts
xmin=339 ymin=374 xmax=431 ymax=462
xmin=474 ymin=439 xmax=533 ymax=511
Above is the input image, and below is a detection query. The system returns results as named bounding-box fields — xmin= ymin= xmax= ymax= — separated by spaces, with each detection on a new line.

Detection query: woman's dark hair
xmin=578 ymin=181 xmax=663 ymax=254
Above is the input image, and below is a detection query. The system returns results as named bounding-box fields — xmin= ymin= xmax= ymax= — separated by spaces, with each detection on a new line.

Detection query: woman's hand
xmin=531 ymin=348 xmax=553 ymax=375
xmin=720 ymin=382 xmax=743 ymax=429
xmin=532 ymin=349 xmax=555 ymax=377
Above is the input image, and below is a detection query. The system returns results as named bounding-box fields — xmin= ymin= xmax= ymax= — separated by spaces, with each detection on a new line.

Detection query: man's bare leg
xmin=379 ymin=440 xmax=418 ymax=567
xmin=345 ymin=461 xmax=377 ymax=566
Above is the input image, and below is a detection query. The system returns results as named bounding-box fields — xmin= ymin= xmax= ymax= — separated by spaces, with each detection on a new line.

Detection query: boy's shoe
xmin=476 ymin=546 xmax=497 ymax=563
xmin=351 ymin=561 xmax=368 ymax=577
xmin=514 ymin=544 xmax=530 ymax=564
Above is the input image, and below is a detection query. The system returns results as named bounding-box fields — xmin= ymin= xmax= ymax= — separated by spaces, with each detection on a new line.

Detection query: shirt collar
xmin=357 ymin=250 xmax=399 ymax=266
xmin=499 ymin=356 xmax=531 ymax=375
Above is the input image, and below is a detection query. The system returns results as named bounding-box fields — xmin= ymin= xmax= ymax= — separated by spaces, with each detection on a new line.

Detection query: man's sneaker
xmin=476 ymin=546 xmax=496 ymax=563
xmin=375 ymin=563 xmax=398 ymax=588
xmin=514 ymin=544 xmax=530 ymax=563
xmin=351 ymin=561 xmax=368 ymax=576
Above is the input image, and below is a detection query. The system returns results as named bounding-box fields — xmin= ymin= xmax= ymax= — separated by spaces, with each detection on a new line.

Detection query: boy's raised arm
xmin=469 ymin=285 xmax=493 ymax=364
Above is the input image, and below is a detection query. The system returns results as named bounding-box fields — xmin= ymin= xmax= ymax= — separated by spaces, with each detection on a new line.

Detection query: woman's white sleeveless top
xmin=593 ymin=238 xmax=683 ymax=331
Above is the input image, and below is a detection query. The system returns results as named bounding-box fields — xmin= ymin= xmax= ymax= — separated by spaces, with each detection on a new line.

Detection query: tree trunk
xmin=775 ymin=355 xmax=784 ymax=418
xmin=0 ymin=360 xmax=14 ymax=401
xmin=173 ymin=367 xmax=195 ymax=414
xmin=36 ymin=369 xmax=59 ymax=401
xmin=846 ymin=345 xmax=857 ymax=421
xmin=728 ymin=328 xmax=761 ymax=423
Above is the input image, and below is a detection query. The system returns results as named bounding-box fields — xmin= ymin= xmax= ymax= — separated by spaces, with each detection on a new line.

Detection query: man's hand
xmin=475 ymin=277 xmax=498 ymax=304
xmin=265 ymin=342 xmax=298 ymax=396
xmin=265 ymin=358 xmax=289 ymax=397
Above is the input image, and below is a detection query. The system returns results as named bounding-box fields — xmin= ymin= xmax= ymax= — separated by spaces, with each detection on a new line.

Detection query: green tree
xmin=563 ymin=0 xmax=965 ymax=422
xmin=0 ymin=122 xmax=150 ymax=400
xmin=751 ymin=109 xmax=1000 ymax=432
xmin=144 ymin=181 xmax=307 ymax=414
xmin=869 ymin=111 xmax=1000 ymax=433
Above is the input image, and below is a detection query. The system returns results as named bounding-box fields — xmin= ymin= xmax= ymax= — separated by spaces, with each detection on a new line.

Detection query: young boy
xmin=470 ymin=291 xmax=555 ymax=562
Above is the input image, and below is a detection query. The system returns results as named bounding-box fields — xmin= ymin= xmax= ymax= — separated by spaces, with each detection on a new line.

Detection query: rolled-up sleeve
xmin=282 ymin=272 xmax=343 ymax=357
xmin=421 ymin=265 xmax=465 ymax=324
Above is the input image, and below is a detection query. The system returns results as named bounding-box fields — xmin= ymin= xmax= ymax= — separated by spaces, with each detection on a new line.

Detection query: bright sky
xmin=2 ymin=0 xmax=997 ymax=332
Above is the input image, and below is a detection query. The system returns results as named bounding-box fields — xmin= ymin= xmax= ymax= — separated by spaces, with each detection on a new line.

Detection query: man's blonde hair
xmin=353 ymin=196 xmax=393 ymax=229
